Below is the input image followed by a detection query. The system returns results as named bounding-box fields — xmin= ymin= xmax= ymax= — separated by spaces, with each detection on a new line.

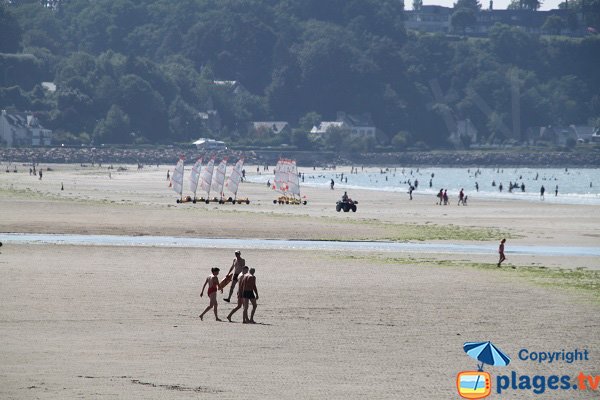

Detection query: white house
xmin=0 ymin=110 xmax=52 ymax=147
xmin=192 ymin=137 xmax=227 ymax=150
xmin=310 ymin=112 xmax=376 ymax=138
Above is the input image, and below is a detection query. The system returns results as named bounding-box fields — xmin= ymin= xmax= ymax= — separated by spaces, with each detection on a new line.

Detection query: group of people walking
xmin=199 ymin=250 xmax=259 ymax=323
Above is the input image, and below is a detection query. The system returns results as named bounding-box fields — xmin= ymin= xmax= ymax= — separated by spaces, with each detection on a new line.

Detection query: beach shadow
xmin=225 ymin=321 xmax=273 ymax=326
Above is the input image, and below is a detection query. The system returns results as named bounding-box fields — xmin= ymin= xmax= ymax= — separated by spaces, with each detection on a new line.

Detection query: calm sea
xmin=247 ymin=167 xmax=600 ymax=205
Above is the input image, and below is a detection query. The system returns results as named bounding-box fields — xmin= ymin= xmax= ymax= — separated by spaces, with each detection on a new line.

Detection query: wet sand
xmin=0 ymin=164 xmax=598 ymax=399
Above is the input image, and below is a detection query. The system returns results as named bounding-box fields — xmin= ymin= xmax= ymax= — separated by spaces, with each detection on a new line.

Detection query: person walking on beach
xmin=497 ymin=239 xmax=506 ymax=267
xmin=167 ymin=170 xmax=170 ymax=180
xmin=199 ymin=267 xmax=223 ymax=321
xmin=224 ymin=250 xmax=245 ymax=302
xmin=227 ymin=266 xmax=249 ymax=322
xmin=458 ymin=189 xmax=465 ymax=205
xmin=330 ymin=179 xmax=335 ymax=190
xmin=437 ymin=189 xmax=443 ymax=205
xmin=540 ymin=185 xmax=545 ymax=200
xmin=443 ymin=189 xmax=448 ymax=205
xmin=242 ymin=268 xmax=259 ymax=324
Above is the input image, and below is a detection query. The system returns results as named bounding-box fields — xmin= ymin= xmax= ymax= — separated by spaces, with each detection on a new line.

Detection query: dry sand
xmin=0 ymin=164 xmax=599 ymax=399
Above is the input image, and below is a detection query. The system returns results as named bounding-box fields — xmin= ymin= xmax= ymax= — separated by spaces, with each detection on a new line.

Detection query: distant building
xmin=405 ymin=5 xmax=452 ymax=33
xmin=538 ymin=125 xmax=577 ymax=146
xmin=212 ymin=80 xmax=246 ymax=95
xmin=405 ymin=6 xmax=582 ymax=36
xmin=311 ymin=112 xmax=377 ymax=138
xmin=192 ymin=138 xmax=227 ymax=150
xmin=0 ymin=110 xmax=52 ymax=147
xmin=41 ymin=82 xmax=56 ymax=92
xmin=570 ymin=125 xmax=596 ymax=143
xmin=251 ymin=121 xmax=291 ymax=136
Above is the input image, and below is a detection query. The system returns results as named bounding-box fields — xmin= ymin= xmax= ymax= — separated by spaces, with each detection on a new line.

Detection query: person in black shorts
xmin=226 ymin=266 xmax=248 ymax=322
xmin=242 ymin=268 xmax=259 ymax=324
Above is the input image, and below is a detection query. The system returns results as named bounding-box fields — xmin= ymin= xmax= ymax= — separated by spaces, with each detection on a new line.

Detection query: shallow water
xmin=1 ymin=233 xmax=599 ymax=257
xmin=248 ymin=167 xmax=600 ymax=205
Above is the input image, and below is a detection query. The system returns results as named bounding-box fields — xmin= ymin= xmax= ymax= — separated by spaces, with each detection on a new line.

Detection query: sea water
xmin=1 ymin=233 xmax=599 ymax=257
xmin=248 ymin=167 xmax=600 ymax=205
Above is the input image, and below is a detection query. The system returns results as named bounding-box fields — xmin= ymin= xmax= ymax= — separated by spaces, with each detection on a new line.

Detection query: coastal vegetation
xmin=1 ymin=0 xmax=599 ymax=151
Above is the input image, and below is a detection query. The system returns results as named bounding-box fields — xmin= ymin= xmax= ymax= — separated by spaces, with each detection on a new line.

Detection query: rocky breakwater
xmin=0 ymin=146 xmax=247 ymax=165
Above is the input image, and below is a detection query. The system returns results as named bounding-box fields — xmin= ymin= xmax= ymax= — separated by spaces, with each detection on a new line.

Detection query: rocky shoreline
xmin=0 ymin=146 xmax=598 ymax=167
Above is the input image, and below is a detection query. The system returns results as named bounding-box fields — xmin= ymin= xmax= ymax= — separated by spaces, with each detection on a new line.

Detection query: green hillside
xmin=1 ymin=0 xmax=599 ymax=150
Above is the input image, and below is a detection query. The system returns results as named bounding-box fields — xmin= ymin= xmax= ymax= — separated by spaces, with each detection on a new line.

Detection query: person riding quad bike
xmin=336 ymin=192 xmax=357 ymax=212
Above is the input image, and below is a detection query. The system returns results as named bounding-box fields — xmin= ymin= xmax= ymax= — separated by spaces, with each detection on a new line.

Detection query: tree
xmin=507 ymin=0 xmax=541 ymax=9
xmin=452 ymin=8 xmax=477 ymax=33
xmin=454 ymin=0 xmax=481 ymax=11
xmin=94 ymin=105 xmax=131 ymax=144
xmin=0 ymin=4 xmax=22 ymax=53
xmin=298 ymin=112 xmax=322 ymax=130
xmin=542 ymin=15 xmax=565 ymax=34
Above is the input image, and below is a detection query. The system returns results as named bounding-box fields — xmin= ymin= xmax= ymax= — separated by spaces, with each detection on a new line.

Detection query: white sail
xmin=189 ymin=158 xmax=202 ymax=197
xmin=225 ymin=159 xmax=244 ymax=196
xmin=273 ymin=159 xmax=289 ymax=193
xmin=211 ymin=159 xmax=227 ymax=198
xmin=171 ymin=158 xmax=185 ymax=197
xmin=200 ymin=158 xmax=214 ymax=196
xmin=287 ymin=160 xmax=301 ymax=196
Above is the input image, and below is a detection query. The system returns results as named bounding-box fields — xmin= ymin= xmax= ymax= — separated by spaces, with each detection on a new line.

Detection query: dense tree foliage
xmin=0 ymin=0 xmax=599 ymax=149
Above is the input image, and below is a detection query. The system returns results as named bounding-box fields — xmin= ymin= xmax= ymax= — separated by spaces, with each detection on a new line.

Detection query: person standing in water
xmin=199 ymin=267 xmax=223 ymax=321
xmin=497 ymin=239 xmax=507 ymax=267
xmin=540 ymin=185 xmax=545 ymax=200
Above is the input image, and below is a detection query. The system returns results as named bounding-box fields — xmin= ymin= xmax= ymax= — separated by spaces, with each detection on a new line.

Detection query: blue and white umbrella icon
xmin=464 ymin=341 xmax=511 ymax=371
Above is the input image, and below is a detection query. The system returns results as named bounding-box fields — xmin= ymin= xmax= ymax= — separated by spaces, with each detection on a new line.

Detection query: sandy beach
xmin=1 ymin=164 xmax=599 ymax=399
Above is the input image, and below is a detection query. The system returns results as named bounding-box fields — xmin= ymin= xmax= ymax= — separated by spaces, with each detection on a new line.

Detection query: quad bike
xmin=336 ymin=198 xmax=357 ymax=212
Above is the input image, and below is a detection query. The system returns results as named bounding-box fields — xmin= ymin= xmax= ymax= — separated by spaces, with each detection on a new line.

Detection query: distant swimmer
xmin=475 ymin=182 xmax=479 ymax=192
xmin=199 ymin=267 xmax=223 ymax=321
xmin=497 ymin=239 xmax=506 ymax=267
